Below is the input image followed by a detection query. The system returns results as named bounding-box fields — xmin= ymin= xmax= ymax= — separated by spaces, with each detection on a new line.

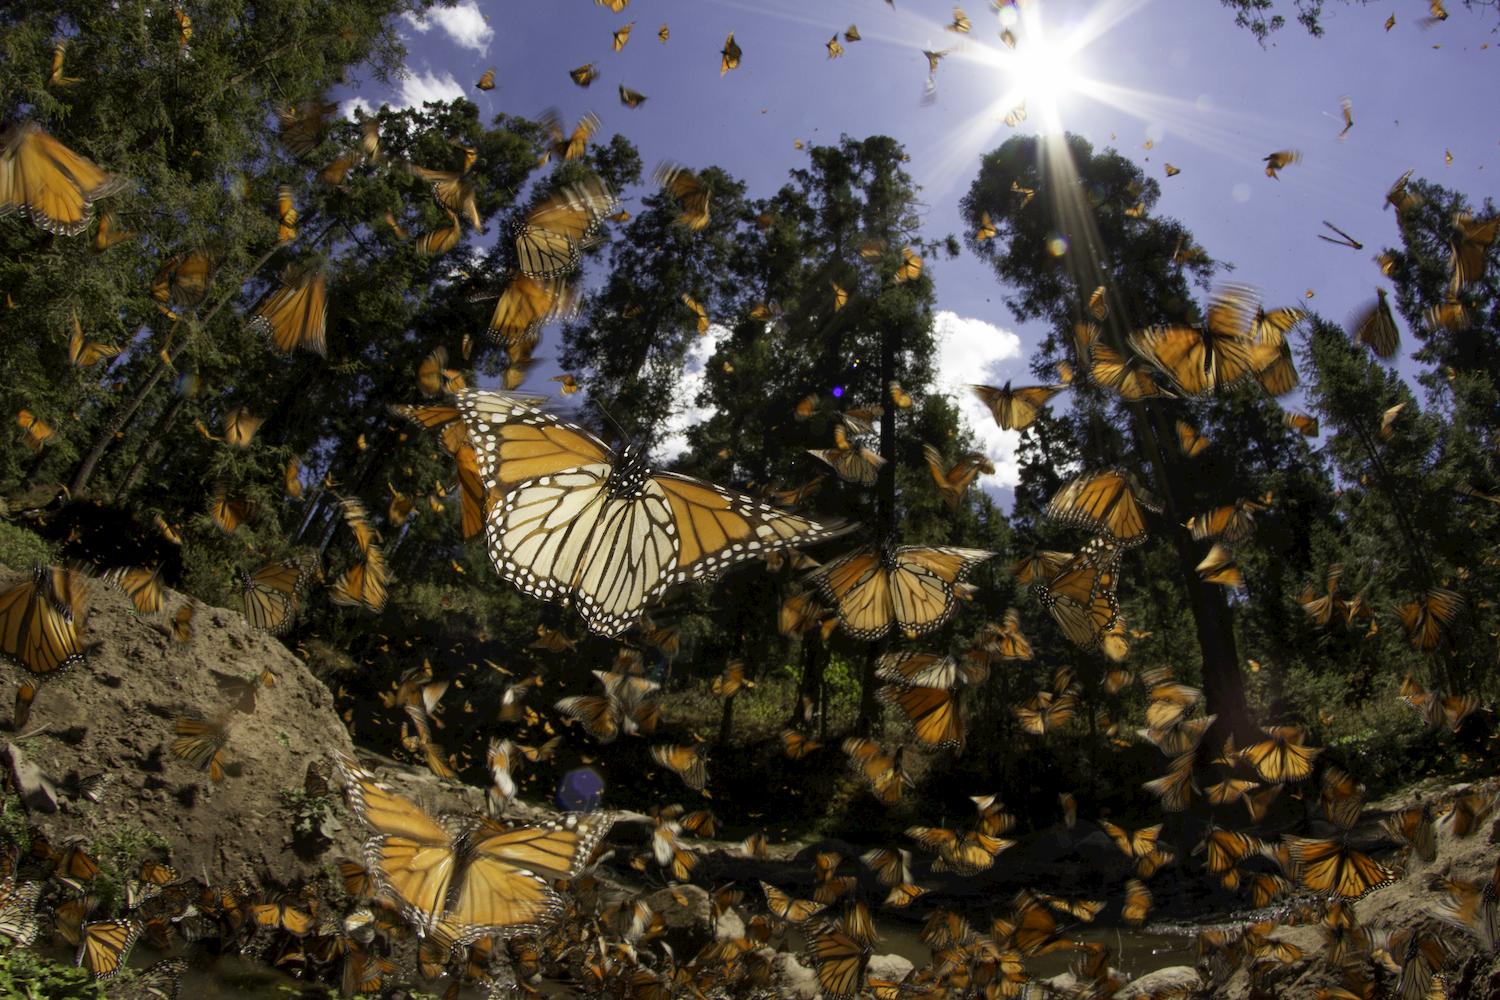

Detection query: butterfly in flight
xmin=456 ymin=391 xmax=848 ymax=636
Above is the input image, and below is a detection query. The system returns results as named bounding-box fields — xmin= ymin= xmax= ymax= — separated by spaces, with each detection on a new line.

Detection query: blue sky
xmin=338 ymin=0 xmax=1496 ymax=499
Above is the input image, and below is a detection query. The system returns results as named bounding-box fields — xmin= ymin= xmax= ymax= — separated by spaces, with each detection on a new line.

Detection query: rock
xmin=867 ymin=953 xmax=915 ymax=982
xmin=1118 ymin=965 xmax=1203 ymax=999
xmin=771 ymin=951 xmax=819 ymax=1000
xmin=4 ymin=742 xmax=58 ymax=813
xmin=0 ymin=563 xmax=362 ymax=887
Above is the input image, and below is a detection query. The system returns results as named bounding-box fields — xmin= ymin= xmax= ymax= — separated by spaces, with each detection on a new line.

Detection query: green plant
xmin=89 ymin=824 xmax=171 ymax=917
xmin=0 ymin=522 xmax=52 ymax=573
xmin=0 ymin=792 xmax=29 ymax=852
xmin=280 ymin=788 xmax=341 ymax=842
xmin=0 ymin=943 xmax=106 ymax=999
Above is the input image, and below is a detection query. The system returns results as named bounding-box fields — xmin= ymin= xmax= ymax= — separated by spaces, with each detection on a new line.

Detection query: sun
xmin=1009 ymin=33 xmax=1084 ymax=114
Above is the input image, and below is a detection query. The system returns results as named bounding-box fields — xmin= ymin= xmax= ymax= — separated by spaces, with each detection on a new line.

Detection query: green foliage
xmin=0 ymin=522 xmax=51 ymax=572
xmin=89 ymin=823 xmax=171 ymax=917
xmin=280 ymin=787 xmax=340 ymax=842
xmin=0 ymin=792 xmax=29 ymax=852
xmin=0 ymin=944 xmax=106 ymax=1000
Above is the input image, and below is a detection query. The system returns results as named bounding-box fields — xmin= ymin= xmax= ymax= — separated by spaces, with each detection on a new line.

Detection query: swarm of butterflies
xmin=7 ymin=2 xmax=1500 ymax=998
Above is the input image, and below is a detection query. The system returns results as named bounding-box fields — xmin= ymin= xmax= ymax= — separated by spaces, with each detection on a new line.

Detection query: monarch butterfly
xmin=650 ymin=744 xmax=709 ymax=792
xmin=1252 ymin=303 xmax=1306 ymax=347
xmin=710 ymin=660 xmax=753 ymax=698
xmin=1143 ymin=751 xmax=1197 ymax=812
xmin=415 ymin=208 xmax=461 ymax=257
xmin=1045 ymin=469 xmax=1160 ymax=544
xmin=1397 ymin=588 xmax=1465 ymax=651
xmin=77 ymin=917 xmax=141 ymax=978
xmin=1187 ymin=498 xmax=1263 ymax=544
xmin=760 ymin=882 xmax=826 ymax=924
xmin=456 ymin=390 xmax=845 ymax=637
xmin=827 ymin=34 xmax=845 ymax=58
xmin=680 ymin=292 xmax=709 ymax=334
xmin=334 ymin=753 xmax=612 ymax=944
xmin=1205 ymin=777 xmax=1258 ymax=806
xmin=618 ymin=84 xmax=648 ymax=107
xmin=842 ymin=738 xmax=909 ymax=806
xmin=921 ymin=445 xmax=992 ymax=512
xmin=537 ymin=110 xmax=600 ymax=167
xmin=240 ymin=557 xmax=312 ymax=633
xmin=1285 ymin=835 xmax=1396 ymax=899
xmin=807 ymin=425 xmax=885 ymax=487
xmin=884 ymin=883 xmax=927 ymax=908
xmin=0 ymin=565 xmax=89 ymax=678
xmin=812 ymin=544 xmax=993 ymax=640
xmin=1034 ymin=537 xmax=1122 ymax=651
xmin=512 ymin=178 xmax=616 ymax=279
xmin=250 ymin=898 xmax=315 ymax=936
xmin=476 ymin=68 xmax=496 ymax=91
xmin=67 ymin=313 xmax=120 ymax=368
xmin=222 ymin=406 xmax=263 ymax=449
xmin=971 ymin=382 xmax=1065 ymax=431
xmin=1197 ymin=826 xmax=1261 ymax=874
xmin=1099 ymin=820 xmax=1162 ymax=860
xmin=171 ymin=716 xmax=229 ymax=782
xmin=878 ymin=684 xmax=964 ymax=750
xmin=250 ymin=267 xmax=327 ymax=356
xmin=1122 ymin=880 xmax=1153 ymax=926
xmin=874 ymin=651 xmax=977 ymax=689
xmin=1003 ymin=101 xmax=1027 ymax=127
xmin=1243 ymin=726 xmax=1321 ymax=783
xmin=910 ymin=827 xmax=1010 ymax=875
xmin=1089 ymin=342 xmax=1167 ymax=400
xmin=1130 ymin=285 xmax=1267 ymax=395
xmin=611 ymin=21 xmax=634 ymax=50
xmin=330 ymin=546 xmax=388 ymax=614
xmin=90 ymin=210 xmax=133 ymax=253
xmin=1380 ymin=806 xmax=1436 ymax=863
xmin=1196 ymin=543 xmax=1243 ymax=588
xmin=719 ymin=32 xmax=741 ymax=74
xmin=781 ymin=729 xmax=821 ymax=760
xmin=1014 ymin=691 xmax=1077 ymax=735
xmin=1176 ymin=420 xmax=1211 ymax=457
xmin=804 ymin=919 xmax=870 ymax=1000
xmin=1001 ymin=893 xmax=1071 ymax=956
xmin=0 ymin=122 xmax=124 ymax=236
xmin=860 ymin=848 xmax=910 ymax=888
xmin=102 ymin=565 xmax=165 ymax=614
xmin=274 ymin=99 xmax=337 ymax=157
xmin=1449 ymin=210 xmax=1498 ymax=290
xmin=894 ymin=245 xmax=922 ymax=283
xmin=14 ymin=409 xmax=53 ymax=451
xmin=653 ymin=163 xmax=711 ymax=231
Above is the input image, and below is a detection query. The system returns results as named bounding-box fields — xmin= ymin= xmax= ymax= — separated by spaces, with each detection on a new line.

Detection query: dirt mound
xmin=1214 ymin=779 xmax=1500 ymax=1000
xmin=0 ymin=562 xmax=363 ymax=887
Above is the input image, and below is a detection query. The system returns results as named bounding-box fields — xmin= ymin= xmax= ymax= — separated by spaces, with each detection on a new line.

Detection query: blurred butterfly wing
xmin=0 ymin=123 xmax=122 ymax=236
xmin=1131 ymin=326 xmax=1213 ymax=396
xmin=251 ymin=271 xmax=328 ymax=356
xmin=878 ymin=685 xmax=963 ymax=750
xmin=106 ymin=566 xmax=164 ymax=614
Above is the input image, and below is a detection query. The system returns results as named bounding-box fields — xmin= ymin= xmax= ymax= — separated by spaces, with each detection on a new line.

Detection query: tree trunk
xmin=1134 ymin=402 xmax=1258 ymax=744
xmin=115 ymin=395 xmax=186 ymax=500
xmin=70 ymin=361 xmax=172 ymax=496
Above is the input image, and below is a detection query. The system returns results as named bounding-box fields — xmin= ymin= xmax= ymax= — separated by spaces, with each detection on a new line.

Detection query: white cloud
xmin=396 ymin=68 xmax=466 ymax=109
xmin=658 ymin=324 xmax=731 ymax=462
xmin=932 ymin=310 xmax=1026 ymax=490
xmin=403 ymin=2 xmax=494 ymax=53
xmin=339 ymin=97 xmax=374 ymax=120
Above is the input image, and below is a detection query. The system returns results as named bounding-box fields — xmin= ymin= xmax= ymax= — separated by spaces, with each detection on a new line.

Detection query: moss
xmin=0 ymin=522 xmax=52 ymax=573
xmin=0 ymin=944 xmax=106 ymax=1000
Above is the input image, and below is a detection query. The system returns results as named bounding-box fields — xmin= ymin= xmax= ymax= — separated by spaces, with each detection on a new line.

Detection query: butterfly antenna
xmin=593 ymin=397 xmax=630 ymax=447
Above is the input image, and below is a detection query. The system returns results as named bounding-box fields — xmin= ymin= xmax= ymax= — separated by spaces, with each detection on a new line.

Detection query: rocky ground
xmin=2 ymin=559 xmax=1497 ymax=998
